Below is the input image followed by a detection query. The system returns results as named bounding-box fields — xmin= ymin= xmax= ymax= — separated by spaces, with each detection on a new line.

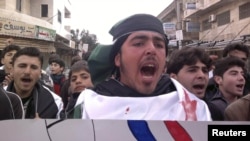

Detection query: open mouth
xmin=193 ymin=84 xmax=205 ymax=90
xmin=21 ymin=78 xmax=32 ymax=83
xmin=75 ymin=86 xmax=85 ymax=91
xmin=141 ymin=64 xmax=156 ymax=77
xmin=236 ymin=84 xmax=244 ymax=89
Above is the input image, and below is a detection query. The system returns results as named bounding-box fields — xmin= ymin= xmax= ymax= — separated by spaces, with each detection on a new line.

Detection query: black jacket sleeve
xmin=7 ymin=91 xmax=23 ymax=119
xmin=0 ymin=87 xmax=23 ymax=120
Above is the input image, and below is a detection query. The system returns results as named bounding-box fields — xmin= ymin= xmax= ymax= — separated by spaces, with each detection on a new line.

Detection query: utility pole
xmin=176 ymin=0 xmax=182 ymax=49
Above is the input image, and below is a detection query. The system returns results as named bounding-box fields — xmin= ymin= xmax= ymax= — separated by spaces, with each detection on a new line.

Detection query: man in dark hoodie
xmin=6 ymin=47 xmax=63 ymax=119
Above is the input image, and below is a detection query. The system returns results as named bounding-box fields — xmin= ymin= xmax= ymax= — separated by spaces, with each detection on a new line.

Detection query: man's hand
xmin=2 ymin=73 xmax=13 ymax=87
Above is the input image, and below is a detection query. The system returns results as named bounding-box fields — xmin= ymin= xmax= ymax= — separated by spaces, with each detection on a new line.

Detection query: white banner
xmin=0 ymin=119 xmax=249 ymax=141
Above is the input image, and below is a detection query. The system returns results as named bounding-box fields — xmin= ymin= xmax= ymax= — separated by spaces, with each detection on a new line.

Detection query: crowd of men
xmin=0 ymin=13 xmax=250 ymax=121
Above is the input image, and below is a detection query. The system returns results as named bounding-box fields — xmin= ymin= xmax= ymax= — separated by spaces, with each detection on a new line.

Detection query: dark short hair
xmin=12 ymin=47 xmax=43 ymax=67
xmin=71 ymin=55 xmax=81 ymax=66
xmin=68 ymin=60 xmax=90 ymax=80
xmin=1 ymin=45 xmax=21 ymax=59
xmin=222 ymin=43 xmax=249 ymax=58
xmin=213 ymin=56 xmax=246 ymax=77
xmin=167 ymin=47 xmax=212 ymax=74
xmin=48 ymin=53 xmax=60 ymax=63
xmin=49 ymin=57 xmax=65 ymax=68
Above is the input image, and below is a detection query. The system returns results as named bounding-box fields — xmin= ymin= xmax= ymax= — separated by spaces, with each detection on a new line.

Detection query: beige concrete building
xmin=184 ymin=0 xmax=250 ymax=56
xmin=158 ymin=0 xmax=250 ymax=57
xmin=29 ymin=0 xmax=75 ymax=67
xmin=0 ymin=0 xmax=74 ymax=69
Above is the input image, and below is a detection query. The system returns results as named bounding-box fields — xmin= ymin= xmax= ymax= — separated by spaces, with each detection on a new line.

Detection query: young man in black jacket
xmin=207 ymin=56 xmax=246 ymax=120
xmin=206 ymin=43 xmax=250 ymax=100
xmin=6 ymin=47 xmax=63 ymax=119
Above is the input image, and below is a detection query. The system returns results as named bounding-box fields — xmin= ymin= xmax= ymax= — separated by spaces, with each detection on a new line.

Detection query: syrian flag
xmin=75 ymin=78 xmax=211 ymax=121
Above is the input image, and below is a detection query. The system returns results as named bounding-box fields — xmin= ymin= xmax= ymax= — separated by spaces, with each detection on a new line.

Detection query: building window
xmin=41 ymin=4 xmax=48 ymax=17
xmin=202 ymin=19 xmax=212 ymax=31
xmin=64 ymin=7 xmax=71 ymax=18
xmin=217 ymin=11 xmax=230 ymax=26
xmin=16 ymin=0 xmax=22 ymax=12
xmin=239 ymin=2 xmax=250 ymax=20
xmin=58 ymin=10 xmax=62 ymax=23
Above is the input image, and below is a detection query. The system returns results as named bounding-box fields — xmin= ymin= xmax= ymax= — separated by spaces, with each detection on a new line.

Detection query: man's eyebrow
xmin=153 ymin=36 xmax=165 ymax=42
xmin=17 ymin=62 xmax=27 ymax=65
xmin=130 ymin=35 xmax=165 ymax=42
xmin=187 ymin=65 xmax=199 ymax=68
xmin=130 ymin=35 xmax=148 ymax=41
xmin=228 ymin=69 xmax=243 ymax=73
xmin=187 ymin=65 xmax=207 ymax=69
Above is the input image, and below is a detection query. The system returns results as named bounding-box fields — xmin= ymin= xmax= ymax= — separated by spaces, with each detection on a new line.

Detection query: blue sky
xmin=71 ymin=0 xmax=173 ymax=44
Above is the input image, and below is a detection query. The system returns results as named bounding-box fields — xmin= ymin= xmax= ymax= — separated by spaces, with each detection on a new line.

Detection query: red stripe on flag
xmin=164 ymin=121 xmax=192 ymax=141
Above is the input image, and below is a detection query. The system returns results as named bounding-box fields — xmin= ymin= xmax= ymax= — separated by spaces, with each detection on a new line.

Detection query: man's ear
xmin=214 ymin=75 xmax=222 ymax=85
xmin=60 ymin=66 xmax=64 ymax=72
xmin=1 ymin=58 xmax=4 ymax=65
xmin=169 ymin=73 xmax=177 ymax=79
xmin=114 ymin=53 xmax=121 ymax=67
